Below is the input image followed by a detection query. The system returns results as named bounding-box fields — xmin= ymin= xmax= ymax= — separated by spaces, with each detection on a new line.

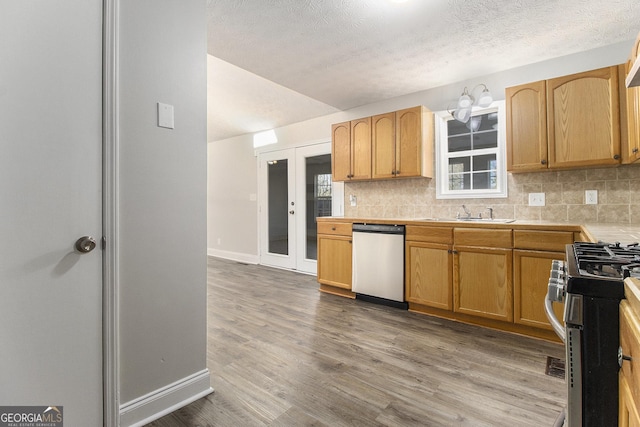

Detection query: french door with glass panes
xmin=258 ymin=143 xmax=332 ymax=274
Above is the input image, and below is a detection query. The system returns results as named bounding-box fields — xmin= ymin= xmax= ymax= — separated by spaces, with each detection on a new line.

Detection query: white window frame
xmin=435 ymin=100 xmax=507 ymax=199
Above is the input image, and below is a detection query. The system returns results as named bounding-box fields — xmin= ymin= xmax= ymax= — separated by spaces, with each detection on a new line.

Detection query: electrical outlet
xmin=349 ymin=194 xmax=357 ymax=207
xmin=585 ymin=190 xmax=598 ymax=205
xmin=528 ymin=192 xmax=545 ymax=207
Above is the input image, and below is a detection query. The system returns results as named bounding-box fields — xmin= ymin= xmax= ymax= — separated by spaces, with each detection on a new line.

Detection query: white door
xmin=259 ymin=143 xmax=332 ymax=274
xmin=0 ymin=1 xmax=104 ymax=426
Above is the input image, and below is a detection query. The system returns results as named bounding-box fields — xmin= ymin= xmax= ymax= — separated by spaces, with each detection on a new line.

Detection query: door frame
xmin=294 ymin=143 xmax=332 ymax=274
xmin=258 ymin=149 xmax=297 ymax=270
xmin=103 ymin=0 xmax=119 ymax=425
xmin=257 ymin=142 xmax=331 ymax=274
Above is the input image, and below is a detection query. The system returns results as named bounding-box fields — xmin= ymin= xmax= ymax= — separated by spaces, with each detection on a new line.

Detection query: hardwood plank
xmin=148 ymin=257 xmax=565 ymax=426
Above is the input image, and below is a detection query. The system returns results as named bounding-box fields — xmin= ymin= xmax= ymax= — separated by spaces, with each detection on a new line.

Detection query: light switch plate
xmin=158 ymin=102 xmax=175 ymax=129
xmin=585 ymin=190 xmax=598 ymax=205
xmin=528 ymin=192 xmax=545 ymax=206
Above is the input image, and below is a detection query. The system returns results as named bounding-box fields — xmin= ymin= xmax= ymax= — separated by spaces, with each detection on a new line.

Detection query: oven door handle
xmin=545 ymin=292 xmax=566 ymax=343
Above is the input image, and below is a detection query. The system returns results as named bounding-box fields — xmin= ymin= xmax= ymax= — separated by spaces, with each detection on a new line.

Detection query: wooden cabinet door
xmin=395 ymin=106 xmax=423 ymax=177
xmin=622 ymin=62 xmax=640 ymax=164
xmin=513 ymin=250 xmax=564 ymax=329
xmin=547 ymin=66 xmax=621 ymax=168
xmin=317 ymin=234 xmax=352 ymax=289
xmin=372 ymin=112 xmax=396 ymax=179
xmin=331 ymin=121 xmax=351 ymax=181
xmin=620 ymin=299 xmax=640 ymax=427
xmin=405 ymin=241 xmax=453 ymax=310
xmin=453 ymin=246 xmax=513 ymax=322
xmin=506 ymin=80 xmax=548 ymax=172
xmin=619 ymin=375 xmax=640 ymax=427
xmin=350 ymin=117 xmax=372 ymax=180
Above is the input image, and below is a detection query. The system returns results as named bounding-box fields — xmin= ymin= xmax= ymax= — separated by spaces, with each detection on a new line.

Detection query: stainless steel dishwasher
xmin=351 ymin=223 xmax=407 ymax=308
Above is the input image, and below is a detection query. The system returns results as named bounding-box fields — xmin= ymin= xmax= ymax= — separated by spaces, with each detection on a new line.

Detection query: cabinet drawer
xmin=318 ymin=221 xmax=352 ymax=236
xmin=406 ymin=225 xmax=453 ymax=244
xmin=514 ymin=230 xmax=574 ymax=251
xmin=454 ymin=228 xmax=512 ymax=248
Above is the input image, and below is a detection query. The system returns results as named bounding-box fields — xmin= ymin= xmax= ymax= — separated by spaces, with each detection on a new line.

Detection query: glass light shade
xmin=476 ymin=88 xmax=493 ymax=107
xmin=466 ymin=116 xmax=482 ymax=131
xmin=457 ymin=91 xmax=473 ymax=108
xmin=453 ymin=107 xmax=472 ymax=123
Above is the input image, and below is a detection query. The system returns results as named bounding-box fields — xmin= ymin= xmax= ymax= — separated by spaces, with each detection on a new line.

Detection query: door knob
xmin=75 ymin=236 xmax=97 ymax=253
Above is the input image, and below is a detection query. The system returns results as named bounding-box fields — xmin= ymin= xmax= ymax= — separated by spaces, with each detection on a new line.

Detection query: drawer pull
xmin=619 ymin=346 xmax=633 ymax=368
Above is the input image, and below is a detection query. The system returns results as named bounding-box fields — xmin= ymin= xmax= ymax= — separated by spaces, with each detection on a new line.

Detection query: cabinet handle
xmin=348 ymin=240 xmax=352 ymax=244
xmin=614 ymin=154 xmax=620 ymax=160
xmin=541 ymin=159 xmax=547 ymax=165
xmin=619 ymin=346 xmax=633 ymax=368
xmin=331 ymin=227 xmax=336 ymax=231
xmin=633 ymin=148 xmax=639 ymax=154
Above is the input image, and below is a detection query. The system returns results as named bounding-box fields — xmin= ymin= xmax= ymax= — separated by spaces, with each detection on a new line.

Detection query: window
xmin=314 ymin=173 xmax=332 ymax=218
xmin=435 ymin=101 xmax=507 ymax=199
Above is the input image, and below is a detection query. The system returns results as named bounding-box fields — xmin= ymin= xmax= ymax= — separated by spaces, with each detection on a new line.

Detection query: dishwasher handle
xmin=352 ymin=223 xmax=405 ymax=234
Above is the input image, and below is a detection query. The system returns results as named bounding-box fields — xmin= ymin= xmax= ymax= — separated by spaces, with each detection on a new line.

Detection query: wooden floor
xmin=148 ymin=257 xmax=566 ymax=427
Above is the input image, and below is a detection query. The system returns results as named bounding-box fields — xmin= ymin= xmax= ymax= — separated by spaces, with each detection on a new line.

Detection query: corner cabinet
xmin=622 ymin=60 xmax=640 ymax=164
xmin=512 ymin=230 xmax=574 ymax=329
xmin=317 ymin=221 xmax=354 ymax=298
xmin=332 ymin=106 xmax=433 ymax=182
xmin=506 ymin=66 xmax=622 ymax=172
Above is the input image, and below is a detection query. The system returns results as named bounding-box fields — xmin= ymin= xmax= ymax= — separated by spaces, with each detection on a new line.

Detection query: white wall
xmin=118 ymin=0 xmax=211 ymax=424
xmin=207 ymin=41 xmax=634 ymax=261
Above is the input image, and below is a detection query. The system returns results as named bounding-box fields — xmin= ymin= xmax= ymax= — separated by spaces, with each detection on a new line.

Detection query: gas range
xmin=545 ymin=241 xmax=639 ymax=427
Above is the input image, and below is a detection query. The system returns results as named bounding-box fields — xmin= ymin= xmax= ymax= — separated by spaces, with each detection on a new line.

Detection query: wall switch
xmin=528 ymin=192 xmax=545 ymax=206
xmin=157 ymin=102 xmax=175 ymax=129
xmin=349 ymin=194 xmax=357 ymax=207
xmin=585 ymin=190 xmax=598 ymax=205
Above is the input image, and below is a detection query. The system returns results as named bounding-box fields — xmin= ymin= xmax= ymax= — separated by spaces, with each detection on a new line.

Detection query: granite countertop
xmin=582 ymin=224 xmax=640 ymax=245
xmin=319 ymin=216 xmax=640 ymax=245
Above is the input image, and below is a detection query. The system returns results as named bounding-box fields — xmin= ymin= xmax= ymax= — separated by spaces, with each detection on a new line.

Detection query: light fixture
xmin=253 ymin=129 xmax=277 ymax=148
xmin=450 ymin=84 xmax=493 ymax=124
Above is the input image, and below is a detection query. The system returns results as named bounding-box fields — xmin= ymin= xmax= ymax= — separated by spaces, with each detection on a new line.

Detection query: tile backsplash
xmin=343 ymin=163 xmax=640 ymax=224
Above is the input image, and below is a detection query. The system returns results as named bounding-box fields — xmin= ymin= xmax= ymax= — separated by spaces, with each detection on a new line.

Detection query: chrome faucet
xmin=461 ymin=204 xmax=471 ymax=218
xmin=486 ymin=207 xmax=494 ymax=220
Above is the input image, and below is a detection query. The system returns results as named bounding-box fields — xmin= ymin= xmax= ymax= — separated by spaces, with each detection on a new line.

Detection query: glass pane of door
xmin=304 ymin=154 xmax=332 ymax=261
xmin=268 ymin=158 xmax=289 ymax=255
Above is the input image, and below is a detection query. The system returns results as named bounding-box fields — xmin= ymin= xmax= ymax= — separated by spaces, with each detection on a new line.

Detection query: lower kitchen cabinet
xmin=513 ymin=250 xmax=565 ymax=329
xmin=317 ymin=221 xmax=353 ymax=293
xmin=453 ymin=245 xmax=513 ymax=322
xmin=619 ymin=279 xmax=640 ymax=426
xmin=405 ymin=242 xmax=453 ymax=310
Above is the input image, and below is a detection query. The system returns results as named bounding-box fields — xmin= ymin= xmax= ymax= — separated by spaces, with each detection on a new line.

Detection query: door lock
xmin=75 ymin=236 xmax=97 ymax=253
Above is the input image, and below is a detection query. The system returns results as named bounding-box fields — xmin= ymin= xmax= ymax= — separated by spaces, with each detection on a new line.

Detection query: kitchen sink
xmin=416 ymin=218 xmax=516 ymax=223
xmin=455 ymin=218 xmax=516 ymax=223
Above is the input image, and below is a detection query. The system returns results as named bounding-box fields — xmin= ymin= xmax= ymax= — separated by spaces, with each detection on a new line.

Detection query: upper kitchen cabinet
xmin=626 ymin=31 xmax=640 ymax=88
xmin=506 ymin=66 xmax=622 ymax=172
xmin=331 ymin=118 xmax=371 ymax=181
xmin=547 ymin=66 xmax=621 ymax=169
xmin=506 ymin=80 xmax=548 ymax=172
xmin=622 ymin=43 xmax=640 ymax=163
xmin=332 ymin=106 xmax=433 ymax=181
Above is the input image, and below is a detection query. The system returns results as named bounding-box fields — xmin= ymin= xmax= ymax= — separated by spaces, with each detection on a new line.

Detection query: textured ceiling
xmin=206 ymin=0 xmax=640 ymax=141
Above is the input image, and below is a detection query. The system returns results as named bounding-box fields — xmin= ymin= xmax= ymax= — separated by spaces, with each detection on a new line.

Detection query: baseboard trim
xmin=120 ymin=369 xmax=213 ymax=427
xmin=207 ymin=248 xmax=259 ymax=264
